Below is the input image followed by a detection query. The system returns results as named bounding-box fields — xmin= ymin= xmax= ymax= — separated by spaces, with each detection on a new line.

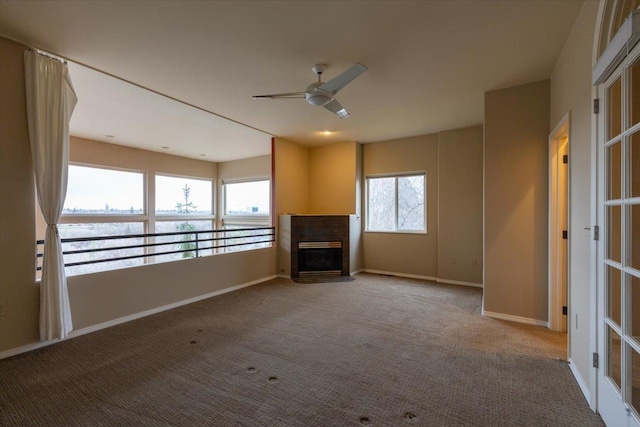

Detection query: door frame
xmin=594 ymin=32 xmax=640 ymax=427
xmin=549 ymin=113 xmax=571 ymax=336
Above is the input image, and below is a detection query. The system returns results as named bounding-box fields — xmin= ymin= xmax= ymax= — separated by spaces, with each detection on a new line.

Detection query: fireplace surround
xmin=290 ymin=215 xmax=350 ymax=279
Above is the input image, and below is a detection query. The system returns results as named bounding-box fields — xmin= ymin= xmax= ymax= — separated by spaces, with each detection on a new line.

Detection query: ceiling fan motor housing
xmin=306 ymin=92 xmax=332 ymax=106
xmin=305 ymin=82 xmax=332 ymax=106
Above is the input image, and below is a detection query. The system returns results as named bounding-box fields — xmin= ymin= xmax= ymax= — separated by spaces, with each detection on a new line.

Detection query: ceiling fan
xmin=252 ymin=63 xmax=368 ymax=119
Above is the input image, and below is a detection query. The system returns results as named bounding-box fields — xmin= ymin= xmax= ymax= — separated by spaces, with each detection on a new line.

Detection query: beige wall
xmin=484 ymin=80 xmax=551 ymax=322
xmin=309 ymin=141 xmax=357 ymax=214
xmin=273 ymin=138 xmax=309 ymax=275
xmin=0 ymin=37 xmax=40 ymax=352
xmin=549 ymin=0 xmax=598 ymax=397
xmin=218 ymin=155 xmax=270 ymax=181
xmin=362 ymin=130 xmax=483 ymax=284
xmin=437 ymin=126 xmax=483 ymax=284
xmin=273 ymin=137 xmax=310 ymax=216
xmin=355 ymin=142 xmax=363 ymax=218
xmin=69 ymin=247 xmax=274 ymax=330
xmin=363 ymin=135 xmax=439 ymax=278
xmin=72 ymin=136 xmax=217 ymax=178
xmin=274 ymin=138 xmax=360 ymax=216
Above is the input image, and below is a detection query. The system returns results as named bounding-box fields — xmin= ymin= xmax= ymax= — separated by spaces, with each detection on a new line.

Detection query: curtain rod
xmin=29 ymin=48 xmax=67 ymax=64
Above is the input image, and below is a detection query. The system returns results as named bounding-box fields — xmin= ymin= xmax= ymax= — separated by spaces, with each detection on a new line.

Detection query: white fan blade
xmin=318 ymin=63 xmax=368 ymax=95
xmin=252 ymin=92 xmax=306 ymax=99
xmin=324 ymin=99 xmax=350 ymax=119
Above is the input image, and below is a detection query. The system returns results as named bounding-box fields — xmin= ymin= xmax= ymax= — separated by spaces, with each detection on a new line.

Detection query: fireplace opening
xmin=298 ymin=241 xmax=342 ymax=277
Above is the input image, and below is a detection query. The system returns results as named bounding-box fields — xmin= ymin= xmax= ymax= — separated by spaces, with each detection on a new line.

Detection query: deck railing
xmin=36 ymin=226 xmax=275 ymax=273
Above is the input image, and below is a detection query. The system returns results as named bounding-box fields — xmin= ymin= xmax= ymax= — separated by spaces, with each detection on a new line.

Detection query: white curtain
xmin=24 ymin=50 xmax=77 ymax=341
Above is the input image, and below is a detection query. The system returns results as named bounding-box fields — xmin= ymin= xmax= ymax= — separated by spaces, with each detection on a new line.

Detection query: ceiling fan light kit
xmin=252 ymin=62 xmax=368 ymax=119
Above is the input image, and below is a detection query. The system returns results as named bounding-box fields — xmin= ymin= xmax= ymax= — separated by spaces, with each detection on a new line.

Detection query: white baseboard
xmin=0 ymin=339 xmax=56 ymax=360
xmin=568 ymin=358 xmax=591 ymax=405
xmin=437 ymin=278 xmax=483 ymax=288
xmin=363 ymin=270 xmax=482 ymax=288
xmin=364 ymin=269 xmax=438 ymax=282
xmin=350 ymin=269 xmax=363 ymax=276
xmin=0 ymin=275 xmax=276 ymax=360
xmin=481 ymin=310 xmax=549 ymax=327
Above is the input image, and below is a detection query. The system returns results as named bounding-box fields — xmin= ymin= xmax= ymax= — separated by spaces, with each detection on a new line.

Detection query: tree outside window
xmin=176 ymin=184 xmax=197 ymax=258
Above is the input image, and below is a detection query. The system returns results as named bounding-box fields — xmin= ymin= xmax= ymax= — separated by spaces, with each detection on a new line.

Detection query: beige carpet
xmin=0 ymin=274 xmax=604 ymax=426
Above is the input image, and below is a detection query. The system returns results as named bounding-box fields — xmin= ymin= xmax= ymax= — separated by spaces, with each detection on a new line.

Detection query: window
xmin=155 ymin=175 xmax=214 ymax=263
xmin=221 ymin=225 xmax=272 ymax=253
xmin=63 ymin=165 xmax=144 ymax=215
xmin=223 ymin=179 xmax=270 ymax=217
xmin=156 ymin=175 xmax=213 ymax=215
xmin=154 ymin=220 xmax=214 ymax=262
xmin=46 ymin=163 xmax=269 ymax=276
xmin=221 ymin=179 xmax=271 ymax=252
xmin=60 ymin=165 xmax=147 ymax=275
xmin=59 ymin=222 xmax=145 ymax=276
xmin=366 ymin=174 xmax=426 ymax=232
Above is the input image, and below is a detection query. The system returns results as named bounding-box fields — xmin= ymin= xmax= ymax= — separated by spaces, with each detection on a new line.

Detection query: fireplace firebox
xmin=298 ymin=241 xmax=343 ymax=277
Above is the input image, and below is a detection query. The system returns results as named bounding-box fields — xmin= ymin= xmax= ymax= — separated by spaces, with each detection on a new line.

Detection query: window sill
xmin=364 ymin=230 xmax=427 ymax=235
xmin=222 ymin=216 xmax=270 ymax=224
xmin=155 ymin=215 xmax=215 ymax=220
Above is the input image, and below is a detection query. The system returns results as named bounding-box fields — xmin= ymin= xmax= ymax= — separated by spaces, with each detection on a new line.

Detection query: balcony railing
xmin=36 ymin=226 xmax=275 ymax=273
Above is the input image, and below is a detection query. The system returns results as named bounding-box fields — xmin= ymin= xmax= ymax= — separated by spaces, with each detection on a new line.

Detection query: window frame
xmin=365 ymin=172 xmax=427 ymax=234
xmin=60 ymin=163 xmax=148 ymax=225
xmin=55 ymin=163 xmax=150 ymax=276
xmin=221 ymin=177 xmax=271 ymax=227
xmin=152 ymin=173 xmax=216 ymax=261
xmin=154 ymin=173 xmax=215 ymax=220
xmin=54 ymin=164 xmax=220 ymax=275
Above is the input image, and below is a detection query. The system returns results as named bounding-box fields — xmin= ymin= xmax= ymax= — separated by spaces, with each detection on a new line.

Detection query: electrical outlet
xmin=0 ymin=305 xmax=5 ymax=316
xmin=450 ymin=257 xmax=456 ymax=264
xmin=471 ymin=258 xmax=478 ymax=266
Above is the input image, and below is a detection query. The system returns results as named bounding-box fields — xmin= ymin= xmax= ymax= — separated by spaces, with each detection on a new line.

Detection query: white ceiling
xmin=0 ymin=0 xmax=584 ymax=161
xmin=66 ymin=62 xmax=271 ymax=162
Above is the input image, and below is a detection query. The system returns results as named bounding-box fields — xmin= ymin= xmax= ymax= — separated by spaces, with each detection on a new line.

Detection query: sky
xmin=224 ymin=181 xmax=269 ymax=214
xmin=64 ymin=165 xmax=144 ymax=211
xmin=63 ymin=165 xmax=268 ymax=214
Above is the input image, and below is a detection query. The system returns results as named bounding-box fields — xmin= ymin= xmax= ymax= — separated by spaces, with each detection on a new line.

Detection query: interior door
xmin=597 ymin=41 xmax=640 ymax=427
xmin=560 ymin=137 xmax=568 ymax=333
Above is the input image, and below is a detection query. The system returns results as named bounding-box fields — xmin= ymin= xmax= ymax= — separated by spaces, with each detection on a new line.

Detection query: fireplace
xmin=298 ymin=241 xmax=343 ymax=277
xmin=289 ymin=215 xmax=350 ymax=280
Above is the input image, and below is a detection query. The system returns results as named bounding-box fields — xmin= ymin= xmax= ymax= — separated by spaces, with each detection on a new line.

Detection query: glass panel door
xmin=598 ymin=44 xmax=640 ymax=427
